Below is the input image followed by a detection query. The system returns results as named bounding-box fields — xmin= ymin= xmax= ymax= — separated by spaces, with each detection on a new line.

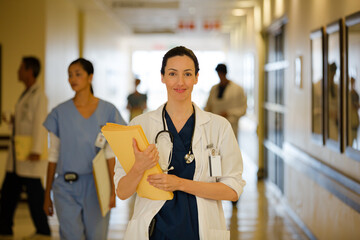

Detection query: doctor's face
xmin=68 ymin=63 xmax=93 ymax=93
xmin=18 ymin=61 xmax=31 ymax=84
xmin=161 ymin=55 xmax=198 ymax=103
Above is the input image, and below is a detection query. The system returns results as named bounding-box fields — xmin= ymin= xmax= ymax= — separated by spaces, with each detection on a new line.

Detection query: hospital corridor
xmin=4 ymin=119 xmax=309 ymax=240
xmin=1 ymin=0 xmax=360 ymax=240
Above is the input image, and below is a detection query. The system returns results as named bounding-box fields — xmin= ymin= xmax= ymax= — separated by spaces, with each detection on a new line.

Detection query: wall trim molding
xmin=266 ymin=181 xmax=317 ymax=240
xmin=283 ymin=142 xmax=360 ymax=213
xmin=264 ymin=141 xmax=360 ymax=239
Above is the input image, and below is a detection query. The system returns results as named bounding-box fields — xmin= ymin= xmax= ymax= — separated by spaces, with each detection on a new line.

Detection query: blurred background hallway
xmin=1 ymin=0 xmax=360 ymax=239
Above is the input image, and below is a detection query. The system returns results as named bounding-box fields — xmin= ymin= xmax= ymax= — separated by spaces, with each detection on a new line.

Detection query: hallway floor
xmin=9 ymin=152 xmax=309 ymax=240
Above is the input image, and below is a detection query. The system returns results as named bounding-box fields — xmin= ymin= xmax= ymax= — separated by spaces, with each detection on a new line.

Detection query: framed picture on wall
xmin=310 ymin=27 xmax=325 ymax=145
xmin=325 ymin=19 xmax=344 ymax=152
xmin=345 ymin=11 xmax=360 ymax=161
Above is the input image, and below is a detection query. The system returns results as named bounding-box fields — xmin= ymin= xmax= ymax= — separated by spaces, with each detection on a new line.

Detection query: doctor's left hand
xmin=147 ymin=173 xmax=182 ymax=192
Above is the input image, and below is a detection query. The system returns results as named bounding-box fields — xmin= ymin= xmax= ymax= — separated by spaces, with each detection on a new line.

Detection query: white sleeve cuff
xmin=104 ymin=143 xmax=116 ymax=159
xmin=48 ymin=132 xmax=60 ymax=163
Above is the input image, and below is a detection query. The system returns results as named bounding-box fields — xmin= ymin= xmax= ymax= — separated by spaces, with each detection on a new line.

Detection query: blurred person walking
xmin=0 ymin=56 xmax=51 ymax=240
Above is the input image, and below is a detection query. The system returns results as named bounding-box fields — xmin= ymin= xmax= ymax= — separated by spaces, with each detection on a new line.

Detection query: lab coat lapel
xmin=192 ymin=103 xmax=210 ymax=147
xmin=150 ymin=103 xmax=165 ymax=124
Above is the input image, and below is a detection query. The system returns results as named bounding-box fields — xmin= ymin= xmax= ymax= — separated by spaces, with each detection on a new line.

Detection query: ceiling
xmin=94 ymin=0 xmax=258 ymax=34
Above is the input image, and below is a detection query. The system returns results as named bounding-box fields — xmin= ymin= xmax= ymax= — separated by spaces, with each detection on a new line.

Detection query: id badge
xmin=209 ymin=148 xmax=222 ymax=177
xmin=95 ymin=132 xmax=106 ymax=149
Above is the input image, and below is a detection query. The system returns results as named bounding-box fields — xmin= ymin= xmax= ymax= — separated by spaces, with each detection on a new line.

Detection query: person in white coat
xmin=0 ymin=57 xmax=50 ymax=239
xmin=114 ymin=46 xmax=245 ymax=240
xmin=205 ymin=63 xmax=247 ymax=139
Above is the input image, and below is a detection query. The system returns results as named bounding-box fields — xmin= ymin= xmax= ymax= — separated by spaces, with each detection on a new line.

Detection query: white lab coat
xmin=205 ymin=81 xmax=247 ymax=138
xmin=6 ymin=81 xmax=48 ymax=178
xmin=114 ymin=103 xmax=246 ymax=240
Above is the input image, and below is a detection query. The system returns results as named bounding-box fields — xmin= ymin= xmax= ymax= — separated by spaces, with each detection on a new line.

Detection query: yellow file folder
xmin=14 ymin=135 xmax=48 ymax=161
xmin=93 ymin=149 xmax=111 ymax=217
xmin=101 ymin=123 xmax=173 ymax=200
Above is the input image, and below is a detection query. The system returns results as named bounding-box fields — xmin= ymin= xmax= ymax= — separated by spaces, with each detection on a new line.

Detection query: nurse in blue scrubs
xmin=43 ymin=58 xmax=126 ymax=240
xmin=114 ymin=46 xmax=245 ymax=240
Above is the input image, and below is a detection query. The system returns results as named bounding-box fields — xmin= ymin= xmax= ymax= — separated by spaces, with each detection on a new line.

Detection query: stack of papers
xmin=101 ymin=123 xmax=173 ymax=200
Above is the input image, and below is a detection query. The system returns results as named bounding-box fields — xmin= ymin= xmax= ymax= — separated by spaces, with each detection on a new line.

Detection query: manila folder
xmin=93 ymin=149 xmax=110 ymax=217
xmin=14 ymin=135 xmax=48 ymax=161
xmin=101 ymin=123 xmax=173 ymax=200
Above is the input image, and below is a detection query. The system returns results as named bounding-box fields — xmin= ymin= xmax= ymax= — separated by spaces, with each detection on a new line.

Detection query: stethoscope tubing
xmin=154 ymin=103 xmax=196 ymax=168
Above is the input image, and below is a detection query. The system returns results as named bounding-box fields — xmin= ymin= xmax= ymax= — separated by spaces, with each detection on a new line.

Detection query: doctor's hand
xmin=147 ymin=173 xmax=182 ymax=192
xmin=43 ymin=194 xmax=54 ymax=216
xmin=28 ymin=153 xmax=40 ymax=161
xmin=132 ymin=138 xmax=159 ymax=174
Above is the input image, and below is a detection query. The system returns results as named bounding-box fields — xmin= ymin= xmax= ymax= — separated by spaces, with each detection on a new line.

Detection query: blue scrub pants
xmin=53 ymin=174 xmax=109 ymax=240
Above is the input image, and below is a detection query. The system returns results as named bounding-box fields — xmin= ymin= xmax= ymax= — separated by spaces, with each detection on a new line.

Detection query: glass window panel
xmin=276 ymin=112 xmax=284 ymax=147
xmin=276 ymin=155 xmax=284 ymax=193
xmin=265 ymin=110 xmax=276 ymax=143
xmin=276 ymin=69 xmax=284 ymax=105
xmin=265 ymin=71 xmax=277 ymax=103
xmin=265 ymin=149 xmax=276 ymax=184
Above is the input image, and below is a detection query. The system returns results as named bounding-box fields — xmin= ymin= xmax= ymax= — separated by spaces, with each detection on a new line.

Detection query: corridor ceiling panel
xmin=97 ymin=0 xmax=257 ymax=34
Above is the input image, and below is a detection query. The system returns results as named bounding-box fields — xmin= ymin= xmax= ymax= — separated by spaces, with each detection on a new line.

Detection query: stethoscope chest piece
xmin=184 ymin=152 xmax=195 ymax=163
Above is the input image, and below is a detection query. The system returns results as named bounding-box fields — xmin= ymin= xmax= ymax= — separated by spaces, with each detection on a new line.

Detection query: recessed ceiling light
xmin=232 ymin=9 xmax=246 ymax=16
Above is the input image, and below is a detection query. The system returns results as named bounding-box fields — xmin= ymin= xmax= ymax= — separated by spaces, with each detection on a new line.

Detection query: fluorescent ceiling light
xmin=232 ymin=9 xmax=246 ymax=16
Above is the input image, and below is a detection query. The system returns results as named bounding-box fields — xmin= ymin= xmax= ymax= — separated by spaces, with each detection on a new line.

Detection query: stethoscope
xmin=154 ymin=103 xmax=196 ymax=172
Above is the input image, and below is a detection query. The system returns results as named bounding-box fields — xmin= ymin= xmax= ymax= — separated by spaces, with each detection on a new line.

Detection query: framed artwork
xmin=345 ymin=11 xmax=360 ymax=161
xmin=310 ymin=28 xmax=325 ymax=144
xmin=325 ymin=19 xmax=344 ymax=152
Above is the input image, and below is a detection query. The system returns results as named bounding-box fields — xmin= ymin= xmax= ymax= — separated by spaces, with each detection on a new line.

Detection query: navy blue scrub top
xmin=150 ymin=110 xmax=199 ymax=240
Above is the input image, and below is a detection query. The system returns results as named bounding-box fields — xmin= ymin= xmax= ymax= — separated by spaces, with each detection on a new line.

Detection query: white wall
xmin=82 ymin=9 xmax=131 ymax=121
xmin=0 ymin=0 xmax=46 ymax=135
xmin=45 ymin=0 xmax=79 ymax=111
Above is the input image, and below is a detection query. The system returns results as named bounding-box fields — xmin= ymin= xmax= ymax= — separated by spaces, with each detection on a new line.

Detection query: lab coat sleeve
xmin=216 ymin=120 xmax=246 ymax=198
xmin=31 ymin=90 xmax=48 ymax=154
xmin=114 ymin=158 xmax=126 ymax=189
xmin=226 ymin=85 xmax=247 ymax=120
xmin=104 ymin=142 xmax=116 ymax=159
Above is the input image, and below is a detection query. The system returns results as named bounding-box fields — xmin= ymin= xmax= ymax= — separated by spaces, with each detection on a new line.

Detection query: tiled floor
xmin=9 ymin=152 xmax=309 ymax=240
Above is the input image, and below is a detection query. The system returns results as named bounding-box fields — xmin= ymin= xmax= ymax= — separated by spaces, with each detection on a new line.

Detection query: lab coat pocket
xmin=206 ymin=229 xmax=230 ymax=240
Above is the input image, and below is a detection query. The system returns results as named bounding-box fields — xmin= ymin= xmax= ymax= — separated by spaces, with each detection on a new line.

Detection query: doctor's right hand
xmin=132 ymin=138 xmax=159 ymax=174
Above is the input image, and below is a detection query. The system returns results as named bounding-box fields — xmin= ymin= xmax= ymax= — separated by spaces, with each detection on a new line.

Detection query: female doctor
xmin=114 ymin=46 xmax=245 ymax=240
